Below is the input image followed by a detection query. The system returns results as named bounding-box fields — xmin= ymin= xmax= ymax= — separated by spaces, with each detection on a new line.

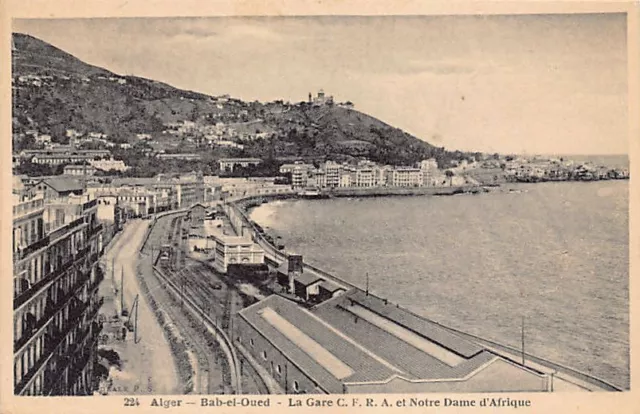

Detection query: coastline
xmin=226 ymin=180 xmax=627 ymax=391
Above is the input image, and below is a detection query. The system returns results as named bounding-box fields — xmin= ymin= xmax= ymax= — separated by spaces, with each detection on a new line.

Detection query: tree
xmin=445 ymin=169 xmax=454 ymax=186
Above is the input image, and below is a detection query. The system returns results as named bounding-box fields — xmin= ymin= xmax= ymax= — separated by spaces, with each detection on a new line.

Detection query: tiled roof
xmin=38 ymin=177 xmax=84 ymax=193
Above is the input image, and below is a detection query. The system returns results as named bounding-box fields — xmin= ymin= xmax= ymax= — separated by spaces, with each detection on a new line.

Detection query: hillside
xmin=12 ymin=32 xmax=479 ymax=174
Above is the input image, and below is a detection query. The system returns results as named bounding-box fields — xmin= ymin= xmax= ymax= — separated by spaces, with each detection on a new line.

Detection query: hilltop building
xmin=309 ymin=89 xmax=334 ymax=106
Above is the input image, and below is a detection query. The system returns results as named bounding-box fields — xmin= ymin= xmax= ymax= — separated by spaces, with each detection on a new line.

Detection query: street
xmin=99 ymin=220 xmax=180 ymax=395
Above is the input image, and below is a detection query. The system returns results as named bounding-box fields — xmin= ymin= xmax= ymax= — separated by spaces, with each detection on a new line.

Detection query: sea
xmin=249 ymin=179 xmax=630 ymax=389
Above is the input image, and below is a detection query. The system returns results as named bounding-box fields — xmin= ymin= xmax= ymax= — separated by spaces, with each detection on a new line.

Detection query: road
xmin=100 ymin=220 xmax=180 ymax=395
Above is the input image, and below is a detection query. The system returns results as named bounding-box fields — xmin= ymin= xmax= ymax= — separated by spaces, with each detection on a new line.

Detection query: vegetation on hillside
xmin=12 ymin=32 xmax=482 ymax=177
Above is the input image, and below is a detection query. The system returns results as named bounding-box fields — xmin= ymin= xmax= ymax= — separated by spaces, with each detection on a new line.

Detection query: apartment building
xmin=420 ymin=158 xmax=440 ymax=187
xmin=392 ymin=167 xmax=424 ymax=187
xmin=13 ymin=178 xmax=104 ymax=396
xmin=355 ymin=167 xmax=375 ymax=187
xmin=324 ymin=161 xmax=341 ymax=188
xmin=291 ymin=165 xmax=310 ymax=189
xmin=339 ymin=170 xmax=354 ymax=187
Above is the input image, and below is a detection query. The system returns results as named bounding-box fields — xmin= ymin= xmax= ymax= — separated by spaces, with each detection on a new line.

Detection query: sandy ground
xmin=98 ymin=220 xmax=180 ymax=395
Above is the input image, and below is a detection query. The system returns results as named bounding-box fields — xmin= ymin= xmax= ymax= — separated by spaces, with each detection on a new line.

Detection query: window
xmin=293 ymin=380 xmax=300 ymax=392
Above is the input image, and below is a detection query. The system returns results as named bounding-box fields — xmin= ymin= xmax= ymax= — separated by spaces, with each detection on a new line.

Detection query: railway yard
xmin=136 ymin=212 xmax=269 ymax=395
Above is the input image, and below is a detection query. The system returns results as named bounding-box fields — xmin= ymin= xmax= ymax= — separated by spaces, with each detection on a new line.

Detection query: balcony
xmin=88 ymin=223 xmax=103 ymax=238
xmin=13 ymin=198 xmax=44 ymax=219
xmin=45 ymin=305 xmax=103 ymax=396
xmin=13 ymin=255 xmax=77 ymax=310
xmin=14 ymin=269 xmax=92 ymax=352
xmin=82 ymin=199 xmax=97 ymax=211
xmin=14 ymin=235 xmax=50 ymax=262
xmin=48 ymin=217 xmax=86 ymax=242
xmin=14 ymin=295 xmax=93 ymax=395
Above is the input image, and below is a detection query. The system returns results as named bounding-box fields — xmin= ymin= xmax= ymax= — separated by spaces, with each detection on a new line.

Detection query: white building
xmin=291 ymin=165 xmax=309 ymax=189
xmin=355 ymin=167 xmax=375 ymax=187
xmin=63 ymin=164 xmax=96 ymax=176
xmin=34 ymin=134 xmax=52 ymax=145
xmin=219 ymin=158 xmax=263 ymax=172
xmin=90 ymin=159 xmax=129 ymax=172
xmin=339 ymin=172 xmax=353 ymax=187
xmin=392 ymin=167 xmax=423 ymax=187
xmin=324 ymin=161 xmax=341 ymax=188
xmin=420 ymin=158 xmax=440 ymax=186
xmin=212 ymin=233 xmax=265 ymax=273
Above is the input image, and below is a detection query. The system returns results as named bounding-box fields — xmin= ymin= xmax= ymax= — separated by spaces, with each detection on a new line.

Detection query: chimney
xmin=287 ymin=255 xmax=303 ymax=294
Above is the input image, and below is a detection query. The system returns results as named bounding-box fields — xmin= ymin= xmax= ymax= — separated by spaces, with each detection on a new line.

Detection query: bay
xmin=249 ymin=180 xmax=629 ymax=389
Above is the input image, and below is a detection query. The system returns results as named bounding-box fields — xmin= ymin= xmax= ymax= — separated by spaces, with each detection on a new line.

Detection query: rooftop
xmin=36 ymin=177 xmax=84 ymax=194
xmin=242 ymin=288 xmax=531 ymax=392
xmin=311 ymin=290 xmax=499 ymax=381
xmin=219 ymin=158 xmax=263 ymax=163
xmin=239 ymin=295 xmax=398 ymax=393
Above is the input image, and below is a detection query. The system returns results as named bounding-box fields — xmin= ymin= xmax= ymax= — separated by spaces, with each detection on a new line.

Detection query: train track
xmin=140 ymin=211 xmax=269 ymax=394
xmin=143 ymin=260 xmax=231 ymax=394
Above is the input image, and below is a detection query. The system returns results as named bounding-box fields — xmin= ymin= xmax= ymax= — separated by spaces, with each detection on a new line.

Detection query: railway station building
xmin=236 ymin=291 xmax=551 ymax=394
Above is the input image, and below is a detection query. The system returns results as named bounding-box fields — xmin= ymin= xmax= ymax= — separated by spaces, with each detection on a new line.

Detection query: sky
xmin=13 ymin=14 xmax=628 ymax=155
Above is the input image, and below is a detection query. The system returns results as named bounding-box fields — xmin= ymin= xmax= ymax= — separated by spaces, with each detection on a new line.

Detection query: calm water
xmin=250 ymin=180 xmax=629 ymax=389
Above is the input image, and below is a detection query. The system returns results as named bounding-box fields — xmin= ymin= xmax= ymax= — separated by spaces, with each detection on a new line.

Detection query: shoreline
xmin=225 ymin=180 xmax=627 ymax=391
xmin=236 ymin=178 xmax=629 ymax=216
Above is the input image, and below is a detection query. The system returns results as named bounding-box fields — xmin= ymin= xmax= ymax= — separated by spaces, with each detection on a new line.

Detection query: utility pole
xmin=285 ymin=364 xmax=288 ymax=394
xmin=521 ymin=315 xmax=525 ymax=366
xmin=121 ymin=267 xmax=124 ymax=315
xmin=181 ymin=276 xmax=184 ymax=309
xmin=134 ymin=294 xmax=139 ymax=343
xmin=365 ymin=272 xmax=369 ymax=296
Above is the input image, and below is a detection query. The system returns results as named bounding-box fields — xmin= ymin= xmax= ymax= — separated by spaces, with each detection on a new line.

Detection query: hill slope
xmin=12 ymin=32 xmax=478 ymax=170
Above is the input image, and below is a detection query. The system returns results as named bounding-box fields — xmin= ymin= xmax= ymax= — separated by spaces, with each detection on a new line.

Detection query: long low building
xmin=237 ymin=291 xmax=551 ymax=394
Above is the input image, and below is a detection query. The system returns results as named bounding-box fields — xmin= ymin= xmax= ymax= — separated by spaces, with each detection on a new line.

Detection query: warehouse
xmin=236 ymin=291 xmax=551 ymax=394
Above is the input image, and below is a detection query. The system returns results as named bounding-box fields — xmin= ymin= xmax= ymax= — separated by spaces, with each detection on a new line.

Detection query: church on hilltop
xmin=308 ymin=89 xmax=334 ymax=106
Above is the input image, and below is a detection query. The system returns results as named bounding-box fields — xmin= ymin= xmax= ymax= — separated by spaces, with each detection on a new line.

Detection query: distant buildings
xmin=21 ymin=149 xmax=111 ymax=166
xmin=63 ymin=164 xmax=96 ymax=176
xmin=420 ymin=158 xmax=440 ymax=187
xmin=391 ymin=167 xmax=423 ymax=187
xmin=156 ymin=153 xmax=201 ymax=161
xmin=308 ymin=89 xmax=334 ymax=106
xmin=219 ymin=158 xmax=263 ymax=173
xmin=89 ymin=159 xmax=128 ymax=172
xmin=324 ymin=161 xmax=341 ymax=188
